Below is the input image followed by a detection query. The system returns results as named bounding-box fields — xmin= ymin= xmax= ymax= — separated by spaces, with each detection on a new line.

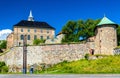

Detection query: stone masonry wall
xmin=0 ymin=43 xmax=87 ymax=71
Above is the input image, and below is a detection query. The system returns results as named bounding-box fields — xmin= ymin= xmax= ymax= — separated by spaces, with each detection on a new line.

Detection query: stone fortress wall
xmin=0 ymin=43 xmax=88 ymax=71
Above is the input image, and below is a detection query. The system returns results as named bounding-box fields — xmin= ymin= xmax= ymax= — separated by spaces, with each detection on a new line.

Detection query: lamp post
xmin=23 ymin=35 xmax=27 ymax=74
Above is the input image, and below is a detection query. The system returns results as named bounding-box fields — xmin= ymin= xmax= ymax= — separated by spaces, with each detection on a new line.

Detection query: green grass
xmin=37 ymin=55 xmax=120 ymax=74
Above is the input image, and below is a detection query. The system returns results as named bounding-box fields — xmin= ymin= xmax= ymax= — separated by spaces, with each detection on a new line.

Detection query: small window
xmin=34 ymin=35 xmax=37 ymax=40
xmin=40 ymin=36 xmax=43 ymax=40
xmin=47 ymin=36 xmax=49 ymax=39
xmin=28 ymin=29 xmax=30 ymax=32
xmin=34 ymin=29 xmax=37 ymax=33
xmin=47 ymin=29 xmax=49 ymax=33
xmin=100 ymin=40 xmax=101 ymax=42
xmin=113 ymin=39 xmax=115 ymax=42
xmin=101 ymin=30 xmax=102 ymax=32
xmin=21 ymin=29 xmax=23 ymax=32
xmin=20 ymin=35 xmax=24 ymax=40
xmin=28 ymin=35 xmax=30 ymax=40
xmin=40 ymin=29 xmax=43 ymax=33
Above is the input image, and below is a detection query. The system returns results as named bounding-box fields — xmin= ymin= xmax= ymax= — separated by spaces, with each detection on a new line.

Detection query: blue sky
xmin=0 ymin=0 xmax=120 ymax=39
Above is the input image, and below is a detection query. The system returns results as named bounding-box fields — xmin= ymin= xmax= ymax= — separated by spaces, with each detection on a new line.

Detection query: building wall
xmin=13 ymin=27 xmax=55 ymax=46
xmin=45 ymin=34 xmax=65 ymax=44
xmin=95 ymin=25 xmax=117 ymax=55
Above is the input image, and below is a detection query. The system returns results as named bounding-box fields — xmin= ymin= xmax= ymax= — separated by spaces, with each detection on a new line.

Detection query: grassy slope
xmin=40 ymin=55 xmax=120 ymax=74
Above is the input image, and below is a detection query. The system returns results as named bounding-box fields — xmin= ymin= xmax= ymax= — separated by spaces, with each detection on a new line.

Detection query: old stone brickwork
xmin=94 ymin=16 xmax=118 ymax=55
xmin=0 ymin=44 xmax=87 ymax=71
xmin=95 ymin=25 xmax=117 ymax=55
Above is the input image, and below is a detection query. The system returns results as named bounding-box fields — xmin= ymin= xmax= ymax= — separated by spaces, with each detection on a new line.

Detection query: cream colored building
xmin=7 ymin=11 xmax=55 ymax=48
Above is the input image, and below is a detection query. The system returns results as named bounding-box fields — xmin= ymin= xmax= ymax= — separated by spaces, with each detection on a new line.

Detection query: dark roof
xmin=14 ymin=20 xmax=55 ymax=30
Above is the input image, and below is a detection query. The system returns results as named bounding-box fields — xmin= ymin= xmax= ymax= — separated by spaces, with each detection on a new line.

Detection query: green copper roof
xmin=97 ymin=16 xmax=116 ymax=26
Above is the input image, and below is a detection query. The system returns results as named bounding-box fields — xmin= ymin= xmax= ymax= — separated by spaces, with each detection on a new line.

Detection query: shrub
xmin=0 ymin=61 xmax=8 ymax=73
xmin=33 ymin=39 xmax=45 ymax=45
xmin=84 ymin=53 xmax=89 ymax=60
xmin=0 ymin=40 xmax=7 ymax=49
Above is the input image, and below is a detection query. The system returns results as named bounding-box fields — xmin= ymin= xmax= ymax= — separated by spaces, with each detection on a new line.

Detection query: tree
xmin=62 ymin=21 xmax=77 ymax=42
xmin=62 ymin=19 xmax=100 ymax=43
xmin=117 ymin=26 xmax=120 ymax=45
xmin=0 ymin=40 xmax=7 ymax=49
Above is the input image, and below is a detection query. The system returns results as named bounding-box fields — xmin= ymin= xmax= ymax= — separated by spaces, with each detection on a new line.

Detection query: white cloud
xmin=0 ymin=29 xmax=12 ymax=40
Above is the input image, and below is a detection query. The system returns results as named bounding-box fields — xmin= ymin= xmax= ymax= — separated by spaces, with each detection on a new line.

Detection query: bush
xmin=0 ymin=61 xmax=8 ymax=73
xmin=84 ymin=53 xmax=89 ymax=60
xmin=0 ymin=40 xmax=7 ymax=49
xmin=33 ymin=39 xmax=45 ymax=45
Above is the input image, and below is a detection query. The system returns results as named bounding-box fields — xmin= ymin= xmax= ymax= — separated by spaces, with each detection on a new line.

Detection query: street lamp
xmin=23 ymin=35 xmax=27 ymax=74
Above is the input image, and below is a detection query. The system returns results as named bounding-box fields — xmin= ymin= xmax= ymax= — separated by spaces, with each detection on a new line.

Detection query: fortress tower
xmin=95 ymin=16 xmax=118 ymax=55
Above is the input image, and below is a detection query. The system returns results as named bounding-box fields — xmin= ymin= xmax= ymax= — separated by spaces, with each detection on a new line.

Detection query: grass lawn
xmin=36 ymin=55 xmax=120 ymax=74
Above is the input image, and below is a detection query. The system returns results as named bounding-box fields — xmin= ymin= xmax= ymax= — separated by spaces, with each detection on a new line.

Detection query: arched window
xmin=20 ymin=35 xmax=24 ymax=40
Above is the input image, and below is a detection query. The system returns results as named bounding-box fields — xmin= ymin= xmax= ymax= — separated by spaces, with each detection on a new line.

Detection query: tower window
xmin=101 ymin=30 xmax=102 ymax=32
xmin=28 ymin=35 xmax=30 ymax=40
xmin=20 ymin=35 xmax=24 ymax=40
xmin=113 ymin=39 xmax=115 ymax=42
xmin=100 ymin=40 xmax=101 ymax=42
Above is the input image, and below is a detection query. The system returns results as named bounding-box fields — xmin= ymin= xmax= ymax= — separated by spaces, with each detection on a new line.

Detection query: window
xmin=47 ymin=36 xmax=49 ymax=39
xmin=47 ymin=29 xmax=49 ymax=33
xmin=40 ymin=29 xmax=43 ymax=33
xmin=20 ymin=35 xmax=24 ymax=40
xmin=113 ymin=39 xmax=115 ymax=42
xmin=34 ymin=29 xmax=37 ymax=33
xmin=28 ymin=29 xmax=30 ymax=32
xmin=40 ymin=36 xmax=43 ymax=40
xmin=28 ymin=35 xmax=30 ymax=40
xmin=21 ymin=29 xmax=23 ymax=32
xmin=34 ymin=35 xmax=37 ymax=40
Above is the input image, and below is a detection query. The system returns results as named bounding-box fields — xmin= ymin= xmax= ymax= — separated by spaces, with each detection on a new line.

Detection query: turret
xmin=95 ymin=16 xmax=118 ymax=55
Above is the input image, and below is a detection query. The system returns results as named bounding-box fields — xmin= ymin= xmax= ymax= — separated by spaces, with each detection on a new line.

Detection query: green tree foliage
xmin=0 ymin=40 xmax=7 ymax=49
xmin=0 ymin=61 xmax=8 ymax=73
xmin=33 ymin=39 xmax=45 ymax=45
xmin=62 ymin=19 xmax=100 ymax=42
xmin=117 ymin=26 xmax=120 ymax=45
